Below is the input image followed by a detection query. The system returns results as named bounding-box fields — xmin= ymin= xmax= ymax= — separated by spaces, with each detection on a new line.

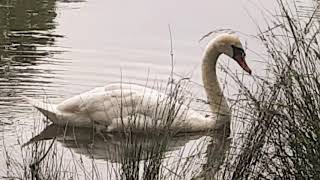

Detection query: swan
xmin=24 ymin=33 xmax=251 ymax=132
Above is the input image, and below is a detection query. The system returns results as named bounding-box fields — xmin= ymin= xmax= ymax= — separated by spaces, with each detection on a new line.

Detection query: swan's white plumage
xmin=25 ymin=33 xmax=249 ymax=132
xmin=25 ymin=83 xmax=215 ymax=131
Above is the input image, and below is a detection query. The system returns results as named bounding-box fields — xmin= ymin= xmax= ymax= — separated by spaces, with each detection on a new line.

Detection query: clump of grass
xmin=218 ymin=0 xmax=320 ymax=179
xmin=2 ymin=120 xmax=79 ymax=179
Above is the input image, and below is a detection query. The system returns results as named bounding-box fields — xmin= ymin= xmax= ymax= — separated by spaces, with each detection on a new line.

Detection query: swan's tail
xmin=22 ymin=96 xmax=59 ymax=122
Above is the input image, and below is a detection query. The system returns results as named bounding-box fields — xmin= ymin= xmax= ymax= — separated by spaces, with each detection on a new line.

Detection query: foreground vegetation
xmin=220 ymin=0 xmax=320 ymax=179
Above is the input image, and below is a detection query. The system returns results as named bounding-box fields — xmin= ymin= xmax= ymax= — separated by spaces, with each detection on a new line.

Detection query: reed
xmin=218 ymin=0 xmax=320 ymax=179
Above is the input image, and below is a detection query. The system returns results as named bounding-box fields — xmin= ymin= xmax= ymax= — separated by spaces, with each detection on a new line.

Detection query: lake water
xmin=0 ymin=0 xmax=274 ymax=179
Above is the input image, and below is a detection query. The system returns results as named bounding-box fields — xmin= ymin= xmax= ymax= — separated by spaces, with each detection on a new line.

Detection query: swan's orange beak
xmin=235 ymin=55 xmax=252 ymax=75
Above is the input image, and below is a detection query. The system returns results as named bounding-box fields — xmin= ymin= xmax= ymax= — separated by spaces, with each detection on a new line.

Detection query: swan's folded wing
xmin=55 ymin=84 xmax=169 ymax=128
xmin=56 ymin=87 xmax=146 ymax=115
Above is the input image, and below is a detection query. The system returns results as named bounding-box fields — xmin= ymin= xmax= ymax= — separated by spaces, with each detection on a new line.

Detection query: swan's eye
xmin=231 ymin=45 xmax=245 ymax=59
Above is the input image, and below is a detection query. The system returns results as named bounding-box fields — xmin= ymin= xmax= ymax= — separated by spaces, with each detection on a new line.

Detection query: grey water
xmin=0 ymin=0 xmax=274 ymax=179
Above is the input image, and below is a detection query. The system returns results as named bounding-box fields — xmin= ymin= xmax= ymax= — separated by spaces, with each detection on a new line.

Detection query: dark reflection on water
xmin=25 ymin=125 xmax=202 ymax=162
xmin=23 ymin=124 xmax=231 ymax=179
xmin=25 ymin=124 xmax=213 ymax=179
xmin=0 ymin=0 xmax=58 ymax=66
xmin=0 ymin=0 xmax=64 ymax=122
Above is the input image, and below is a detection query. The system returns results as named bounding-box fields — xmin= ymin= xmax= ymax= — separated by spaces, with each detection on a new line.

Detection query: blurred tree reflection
xmin=0 ymin=0 xmax=63 ymax=116
xmin=0 ymin=0 xmax=60 ymax=67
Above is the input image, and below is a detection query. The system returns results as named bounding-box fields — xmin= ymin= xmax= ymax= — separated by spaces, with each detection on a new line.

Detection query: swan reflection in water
xmin=24 ymin=124 xmax=230 ymax=179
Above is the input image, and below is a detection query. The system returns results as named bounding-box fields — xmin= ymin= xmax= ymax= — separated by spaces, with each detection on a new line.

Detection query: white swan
xmin=24 ymin=33 xmax=251 ymax=132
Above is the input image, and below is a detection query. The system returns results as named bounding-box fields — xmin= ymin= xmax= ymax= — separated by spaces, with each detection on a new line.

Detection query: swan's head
xmin=212 ymin=33 xmax=252 ymax=74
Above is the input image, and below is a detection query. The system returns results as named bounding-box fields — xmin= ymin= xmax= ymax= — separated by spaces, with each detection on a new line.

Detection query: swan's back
xmin=26 ymin=83 xmax=214 ymax=132
xmin=55 ymin=83 xmax=198 ymax=130
xmin=57 ymin=83 xmax=166 ymax=116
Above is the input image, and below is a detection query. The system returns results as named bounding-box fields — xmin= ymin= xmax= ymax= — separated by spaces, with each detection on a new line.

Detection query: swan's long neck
xmin=202 ymin=43 xmax=231 ymax=128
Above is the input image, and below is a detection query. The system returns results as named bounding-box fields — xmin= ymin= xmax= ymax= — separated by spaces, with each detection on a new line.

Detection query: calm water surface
xmin=0 ymin=0 xmax=274 ymax=178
